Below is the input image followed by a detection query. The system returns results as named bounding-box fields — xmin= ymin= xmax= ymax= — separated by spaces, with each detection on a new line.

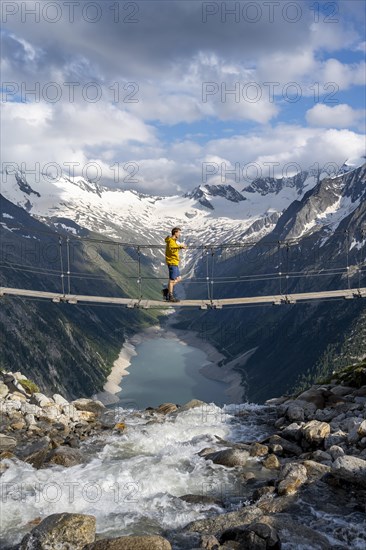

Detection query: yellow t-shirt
xmin=165 ymin=236 xmax=183 ymax=266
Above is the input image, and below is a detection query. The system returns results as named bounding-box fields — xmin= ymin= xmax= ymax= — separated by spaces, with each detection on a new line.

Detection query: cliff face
xmin=0 ymin=195 xmax=159 ymax=399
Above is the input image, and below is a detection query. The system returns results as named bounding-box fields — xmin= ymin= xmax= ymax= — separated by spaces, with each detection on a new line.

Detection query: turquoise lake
xmin=115 ymin=337 xmax=228 ymax=409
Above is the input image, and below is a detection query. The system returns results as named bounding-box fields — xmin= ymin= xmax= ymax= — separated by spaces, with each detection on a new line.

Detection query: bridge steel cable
xmin=66 ymin=236 xmax=71 ymax=295
xmin=2 ymin=222 xmax=357 ymax=249
xmin=1 ymin=223 xmax=366 ymax=309
xmin=58 ymin=236 xmax=65 ymax=296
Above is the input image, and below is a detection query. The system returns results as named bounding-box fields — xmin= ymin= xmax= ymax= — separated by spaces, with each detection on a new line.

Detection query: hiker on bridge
xmin=162 ymin=227 xmax=187 ymax=302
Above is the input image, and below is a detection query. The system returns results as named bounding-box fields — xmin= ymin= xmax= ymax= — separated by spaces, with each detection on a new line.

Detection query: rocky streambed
xmin=0 ymin=364 xmax=366 ymax=549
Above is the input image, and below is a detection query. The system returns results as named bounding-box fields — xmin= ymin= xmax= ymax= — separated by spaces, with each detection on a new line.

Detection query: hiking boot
xmin=161 ymin=288 xmax=169 ymax=301
xmin=168 ymin=293 xmax=180 ymax=302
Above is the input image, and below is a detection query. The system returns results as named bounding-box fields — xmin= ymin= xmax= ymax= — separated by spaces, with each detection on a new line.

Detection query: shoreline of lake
xmin=93 ymin=322 xmax=249 ymax=406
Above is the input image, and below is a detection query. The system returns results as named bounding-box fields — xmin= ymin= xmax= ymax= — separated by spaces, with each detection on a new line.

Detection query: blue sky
xmin=1 ymin=0 xmax=365 ymax=194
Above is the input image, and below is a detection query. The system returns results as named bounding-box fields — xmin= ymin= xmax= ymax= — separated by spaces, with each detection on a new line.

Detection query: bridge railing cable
xmin=58 ymin=236 xmax=65 ymax=296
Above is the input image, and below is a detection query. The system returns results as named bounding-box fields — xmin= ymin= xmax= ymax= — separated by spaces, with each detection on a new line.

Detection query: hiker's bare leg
xmin=168 ymin=276 xmax=181 ymax=295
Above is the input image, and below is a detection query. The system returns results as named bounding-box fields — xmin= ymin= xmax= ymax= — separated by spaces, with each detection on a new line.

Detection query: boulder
xmin=281 ymin=423 xmax=302 ymax=441
xmin=19 ymin=513 xmax=96 ymax=549
xmin=252 ymin=486 xmax=276 ymax=502
xmin=0 ymin=382 xmax=9 ymax=398
xmin=176 ymin=399 xmax=207 ymax=413
xmin=184 ymin=505 xmax=263 ymax=535
xmin=328 ymin=445 xmax=344 ymax=460
xmin=324 ymin=430 xmax=347 ymax=449
xmin=38 ymin=404 xmax=61 ymax=422
xmin=220 ymin=521 xmax=281 ymax=549
xmin=302 ymin=460 xmax=331 ymax=481
xmin=296 ymin=388 xmax=325 ymax=409
xmin=83 ymin=535 xmax=171 ymax=549
xmin=10 ymin=420 xmax=26 ymax=430
xmin=259 ymin=514 xmax=331 ymax=549
xmin=30 ymin=393 xmax=54 ymax=407
xmin=286 ymin=402 xmax=305 ymax=422
xmin=311 ymin=450 xmax=332 ymax=464
xmin=268 ymin=435 xmax=302 ymax=456
xmin=328 ymin=385 xmax=355 ymax=397
xmin=204 ymin=448 xmax=250 ymax=467
xmin=314 ymin=408 xmax=337 ymax=422
xmin=358 ymin=420 xmax=366 ymax=437
xmin=155 ymin=403 xmax=178 ymax=415
xmin=53 ymin=393 xmax=69 ymax=407
xmin=46 ymin=446 xmax=84 ymax=467
xmin=262 ymin=454 xmax=280 ymax=470
xmin=250 ymin=443 xmax=269 ymax=457
xmin=301 ymin=420 xmax=330 ymax=445
xmin=0 ymin=433 xmax=17 ymax=451
xmin=331 ymin=455 xmax=366 ymax=487
xmin=14 ymin=437 xmax=51 ymax=469
xmin=277 ymin=462 xmax=307 ymax=495
xmin=200 ymin=534 xmax=220 ymax=549
xmin=71 ymin=398 xmax=105 ymax=415
xmin=77 ymin=410 xmax=97 ymax=422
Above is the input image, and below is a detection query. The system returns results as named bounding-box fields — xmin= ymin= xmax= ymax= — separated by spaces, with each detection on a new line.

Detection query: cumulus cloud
xmin=1 ymin=1 xmax=365 ymax=195
xmin=306 ymin=104 xmax=366 ymax=129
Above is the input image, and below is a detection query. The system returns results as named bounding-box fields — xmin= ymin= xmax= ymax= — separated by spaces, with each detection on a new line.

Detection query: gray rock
xmin=324 ymin=430 xmax=347 ymax=449
xmin=71 ymin=398 xmax=105 ymax=414
xmin=281 ymin=423 xmax=302 ymax=441
xmin=176 ymin=399 xmax=207 ymax=413
xmin=332 ymin=455 xmax=366 ymax=487
xmin=19 ymin=512 xmax=96 ymax=549
xmin=14 ymin=437 xmax=50 ymax=469
xmin=184 ymin=505 xmax=263 ymax=535
xmin=358 ymin=420 xmax=366 ymax=437
xmin=301 ymin=420 xmax=330 ymax=445
xmin=302 ymin=460 xmax=331 ymax=481
xmin=22 ymin=403 xmax=42 ymax=416
xmin=0 ymin=382 xmax=9 ymax=398
xmin=329 ymin=385 xmax=355 ymax=397
xmin=347 ymin=427 xmax=361 ymax=445
xmin=328 ymin=445 xmax=345 ymax=460
xmin=53 ymin=393 xmax=69 ymax=407
xmin=200 ymin=534 xmax=220 ymax=549
xmin=286 ymin=402 xmax=304 ymax=422
xmin=311 ymin=450 xmax=332 ymax=463
xmin=155 ymin=403 xmax=178 ymax=415
xmin=83 ymin=535 xmax=171 ymax=549
xmin=314 ymin=408 xmax=337 ymax=422
xmin=262 ymin=454 xmax=281 ymax=470
xmin=0 ymin=433 xmax=17 ymax=451
xmin=30 ymin=393 xmax=54 ymax=407
xmin=220 ymin=521 xmax=280 ymax=549
xmin=277 ymin=462 xmax=307 ymax=495
xmin=1 ymin=400 xmax=22 ymax=413
xmin=250 ymin=442 xmax=269 ymax=457
xmin=268 ymin=435 xmax=302 ymax=456
xmin=45 ymin=446 xmax=84 ymax=467
xmin=260 ymin=514 xmax=331 ymax=549
xmin=296 ymin=388 xmax=325 ymax=409
xmin=204 ymin=448 xmax=250 ymax=467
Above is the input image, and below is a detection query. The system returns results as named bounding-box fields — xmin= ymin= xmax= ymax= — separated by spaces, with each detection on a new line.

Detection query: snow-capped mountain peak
xmin=242 ymin=171 xmax=310 ymax=196
xmin=184 ymin=183 xmax=246 ymax=209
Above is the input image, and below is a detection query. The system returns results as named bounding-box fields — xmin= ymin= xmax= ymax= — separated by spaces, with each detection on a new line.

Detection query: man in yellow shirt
xmin=162 ymin=227 xmax=187 ymax=302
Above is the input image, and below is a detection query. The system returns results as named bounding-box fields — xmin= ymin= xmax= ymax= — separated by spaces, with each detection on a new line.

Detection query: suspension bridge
xmin=1 ymin=286 xmax=366 ymax=309
xmin=0 ymin=225 xmax=365 ymax=310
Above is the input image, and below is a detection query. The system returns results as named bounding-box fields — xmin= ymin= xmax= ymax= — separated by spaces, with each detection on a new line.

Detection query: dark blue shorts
xmin=168 ymin=264 xmax=180 ymax=280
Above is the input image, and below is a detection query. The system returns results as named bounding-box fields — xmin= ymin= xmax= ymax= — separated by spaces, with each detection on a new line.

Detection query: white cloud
xmin=306 ymin=103 xmax=366 ymax=129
